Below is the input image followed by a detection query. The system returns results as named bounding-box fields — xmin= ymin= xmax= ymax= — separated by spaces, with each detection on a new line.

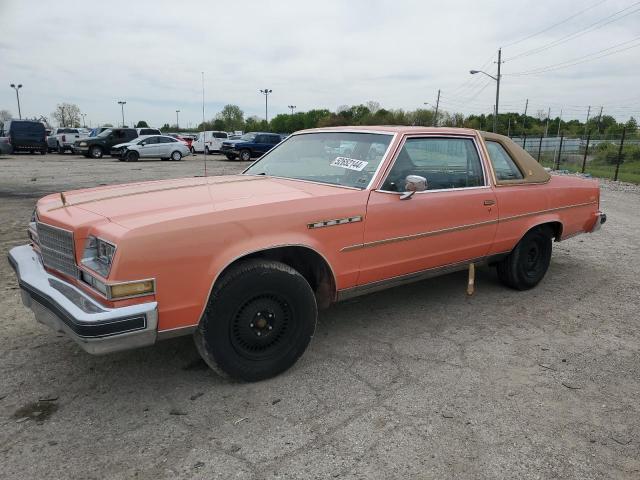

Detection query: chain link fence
xmin=510 ymin=128 xmax=640 ymax=184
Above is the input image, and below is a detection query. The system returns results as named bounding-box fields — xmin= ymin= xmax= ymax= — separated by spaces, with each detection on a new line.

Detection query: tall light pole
xmin=288 ymin=105 xmax=296 ymax=115
xmin=470 ymin=48 xmax=502 ymax=132
xmin=81 ymin=113 xmax=87 ymax=127
xmin=117 ymin=101 xmax=126 ymax=127
xmin=260 ymin=89 xmax=272 ymax=123
xmin=10 ymin=84 xmax=22 ymax=119
xmin=176 ymin=109 xmax=180 ymax=130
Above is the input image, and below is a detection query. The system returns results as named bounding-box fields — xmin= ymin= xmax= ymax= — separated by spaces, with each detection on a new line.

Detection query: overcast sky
xmin=1 ymin=0 xmax=638 ymax=128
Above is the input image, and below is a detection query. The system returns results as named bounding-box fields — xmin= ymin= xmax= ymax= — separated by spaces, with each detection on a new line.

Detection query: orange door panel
xmin=357 ymin=188 xmax=498 ymax=285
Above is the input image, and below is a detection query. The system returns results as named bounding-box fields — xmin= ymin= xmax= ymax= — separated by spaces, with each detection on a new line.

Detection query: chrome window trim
xmin=375 ymin=133 xmax=489 ymax=193
xmin=241 ymin=131 xmax=398 ymax=191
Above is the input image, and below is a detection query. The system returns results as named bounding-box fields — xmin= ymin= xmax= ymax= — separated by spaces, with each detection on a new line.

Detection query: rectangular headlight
xmin=81 ymin=236 xmax=116 ymax=277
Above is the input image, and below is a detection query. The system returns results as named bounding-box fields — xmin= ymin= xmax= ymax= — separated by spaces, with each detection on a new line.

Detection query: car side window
xmin=381 ymin=137 xmax=484 ymax=192
xmin=485 ymin=141 xmax=524 ymax=181
xmin=254 ymin=135 xmax=264 ymax=143
xmin=144 ymin=137 xmax=159 ymax=144
xmin=269 ymin=135 xmax=280 ymax=144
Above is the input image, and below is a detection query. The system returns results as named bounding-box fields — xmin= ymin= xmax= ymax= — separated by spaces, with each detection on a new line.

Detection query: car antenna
xmin=60 ymin=192 xmax=67 ymax=206
xmin=201 ymin=71 xmax=207 ymax=177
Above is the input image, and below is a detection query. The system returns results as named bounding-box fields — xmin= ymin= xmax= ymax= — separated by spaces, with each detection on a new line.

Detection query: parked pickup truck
xmin=220 ymin=132 xmax=282 ymax=161
xmin=8 ymin=127 xmax=605 ymax=382
xmin=48 ymin=128 xmax=88 ymax=153
xmin=73 ymin=128 xmax=138 ymax=158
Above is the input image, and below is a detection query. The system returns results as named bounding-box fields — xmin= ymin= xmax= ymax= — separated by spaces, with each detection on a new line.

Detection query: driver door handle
xmin=483 ymin=199 xmax=496 ymax=206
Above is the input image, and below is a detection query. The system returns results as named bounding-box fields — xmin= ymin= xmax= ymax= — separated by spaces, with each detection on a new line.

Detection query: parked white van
xmin=191 ymin=131 xmax=228 ymax=154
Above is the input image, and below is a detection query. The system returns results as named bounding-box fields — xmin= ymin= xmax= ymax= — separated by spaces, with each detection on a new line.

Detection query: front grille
xmin=36 ymin=222 xmax=78 ymax=278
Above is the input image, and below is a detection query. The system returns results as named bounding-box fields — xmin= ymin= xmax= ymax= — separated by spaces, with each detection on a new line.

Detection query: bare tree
xmin=365 ymin=101 xmax=380 ymax=115
xmin=52 ymin=103 xmax=81 ymax=127
xmin=0 ymin=109 xmax=11 ymax=130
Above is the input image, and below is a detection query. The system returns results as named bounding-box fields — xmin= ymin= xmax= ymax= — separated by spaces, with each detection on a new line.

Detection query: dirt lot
xmin=0 ymin=153 xmax=639 ymax=479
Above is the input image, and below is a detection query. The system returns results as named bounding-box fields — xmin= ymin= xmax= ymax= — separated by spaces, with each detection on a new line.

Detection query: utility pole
xmin=10 ymin=84 xmax=23 ymax=119
xmin=494 ymin=48 xmax=502 ymax=133
xmin=522 ymin=98 xmax=528 ymax=137
xmin=288 ymin=105 xmax=296 ymax=115
xmin=433 ymin=89 xmax=440 ymax=127
xmin=81 ymin=113 xmax=86 ymax=127
xmin=584 ymin=105 xmax=591 ymax=136
xmin=176 ymin=109 xmax=180 ymax=130
xmin=597 ymin=106 xmax=603 ymax=133
xmin=260 ymin=89 xmax=273 ymax=123
xmin=556 ymin=109 xmax=563 ymax=137
xmin=544 ymin=107 xmax=551 ymax=137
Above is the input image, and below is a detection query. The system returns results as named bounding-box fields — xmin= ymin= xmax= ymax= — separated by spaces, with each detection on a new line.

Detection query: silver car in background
xmin=112 ymin=135 xmax=191 ymax=162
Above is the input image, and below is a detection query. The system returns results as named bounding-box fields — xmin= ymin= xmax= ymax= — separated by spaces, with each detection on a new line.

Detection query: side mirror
xmin=400 ymin=175 xmax=427 ymax=200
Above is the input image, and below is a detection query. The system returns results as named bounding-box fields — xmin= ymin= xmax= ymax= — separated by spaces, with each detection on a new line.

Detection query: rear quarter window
xmin=485 ymin=141 xmax=524 ymax=181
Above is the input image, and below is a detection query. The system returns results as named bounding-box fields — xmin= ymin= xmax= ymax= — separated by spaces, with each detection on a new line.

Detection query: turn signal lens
xmin=108 ymin=280 xmax=155 ymax=299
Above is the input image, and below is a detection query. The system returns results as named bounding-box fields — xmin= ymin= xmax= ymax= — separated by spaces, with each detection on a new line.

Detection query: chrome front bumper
xmin=590 ymin=211 xmax=607 ymax=233
xmin=8 ymin=245 xmax=158 ymax=355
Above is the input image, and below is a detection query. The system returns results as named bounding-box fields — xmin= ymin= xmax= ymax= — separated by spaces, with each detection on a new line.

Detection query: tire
xmin=225 ymin=154 xmax=237 ymax=161
xmin=194 ymin=259 xmax=317 ymax=382
xmin=239 ymin=149 xmax=251 ymax=162
xmin=496 ymin=226 xmax=553 ymax=290
xmin=57 ymin=143 xmax=64 ymax=154
xmin=125 ymin=150 xmax=139 ymax=162
xmin=205 ymin=146 xmax=210 ymax=155
xmin=40 ymin=149 xmax=47 ymax=155
xmin=190 ymin=146 xmax=195 ymax=154
xmin=170 ymin=150 xmax=182 ymax=161
xmin=89 ymin=146 xmax=103 ymax=159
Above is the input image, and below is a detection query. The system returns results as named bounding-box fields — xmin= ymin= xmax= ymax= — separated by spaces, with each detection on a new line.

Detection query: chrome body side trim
xmin=340 ymin=201 xmax=597 ymax=252
xmin=8 ymin=245 xmax=158 ymax=355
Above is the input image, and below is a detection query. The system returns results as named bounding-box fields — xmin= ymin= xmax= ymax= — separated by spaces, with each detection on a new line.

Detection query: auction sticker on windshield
xmin=330 ymin=157 xmax=368 ymax=171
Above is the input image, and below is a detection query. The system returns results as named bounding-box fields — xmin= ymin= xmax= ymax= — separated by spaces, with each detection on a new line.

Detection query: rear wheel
xmin=194 ymin=259 xmax=317 ymax=381
xmin=240 ymin=149 xmax=251 ymax=161
xmin=125 ymin=150 xmax=139 ymax=162
xmin=496 ymin=227 xmax=553 ymax=290
xmin=205 ymin=146 xmax=210 ymax=155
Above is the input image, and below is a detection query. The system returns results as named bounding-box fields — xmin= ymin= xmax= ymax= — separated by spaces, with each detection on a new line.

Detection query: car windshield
xmin=97 ymin=129 xmax=112 ymax=137
xmin=240 ymin=133 xmax=257 ymax=141
xmin=244 ymin=132 xmax=393 ymax=189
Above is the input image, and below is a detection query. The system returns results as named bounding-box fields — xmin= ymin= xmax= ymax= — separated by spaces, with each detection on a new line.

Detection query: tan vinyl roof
xmin=479 ymin=131 xmax=551 ymax=185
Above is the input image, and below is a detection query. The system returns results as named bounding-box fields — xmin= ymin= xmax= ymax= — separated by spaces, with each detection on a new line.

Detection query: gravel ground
xmin=0 ymin=153 xmax=639 ymax=479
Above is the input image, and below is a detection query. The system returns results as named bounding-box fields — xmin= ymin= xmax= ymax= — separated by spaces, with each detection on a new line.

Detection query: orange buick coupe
xmin=8 ymin=127 xmax=605 ymax=381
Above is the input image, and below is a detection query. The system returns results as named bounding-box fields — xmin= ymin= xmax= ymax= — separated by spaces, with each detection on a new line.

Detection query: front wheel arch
xmin=204 ymin=245 xmax=337 ymax=317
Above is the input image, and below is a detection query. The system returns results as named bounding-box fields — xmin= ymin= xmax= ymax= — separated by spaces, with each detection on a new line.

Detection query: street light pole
xmin=288 ymin=105 xmax=296 ymax=115
xmin=10 ymin=84 xmax=22 ymax=119
xmin=81 ymin=113 xmax=87 ymax=127
xmin=260 ymin=89 xmax=272 ymax=123
xmin=176 ymin=109 xmax=180 ymax=130
xmin=470 ymin=48 xmax=501 ymax=132
xmin=117 ymin=101 xmax=126 ymax=127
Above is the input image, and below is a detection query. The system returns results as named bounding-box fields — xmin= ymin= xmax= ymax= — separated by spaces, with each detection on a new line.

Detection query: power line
xmin=506 ymin=36 xmax=640 ymax=76
xmin=501 ymin=0 xmax=608 ymax=48
xmin=505 ymin=2 xmax=640 ymax=61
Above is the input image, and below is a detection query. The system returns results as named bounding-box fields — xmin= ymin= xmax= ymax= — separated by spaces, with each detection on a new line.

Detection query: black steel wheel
xmin=195 ymin=259 xmax=317 ymax=381
xmin=497 ymin=226 xmax=553 ymax=290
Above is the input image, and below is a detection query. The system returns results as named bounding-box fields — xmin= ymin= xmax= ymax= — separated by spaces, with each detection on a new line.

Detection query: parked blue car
xmin=220 ymin=132 xmax=282 ymax=161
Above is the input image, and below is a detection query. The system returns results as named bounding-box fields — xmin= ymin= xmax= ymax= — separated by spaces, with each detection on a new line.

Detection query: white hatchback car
xmin=113 ymin=135 xmax=191 ymax=162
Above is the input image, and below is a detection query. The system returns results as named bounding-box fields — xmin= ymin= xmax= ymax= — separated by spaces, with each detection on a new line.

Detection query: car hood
xmin=36 ymin=175 xmax=358 ymax=230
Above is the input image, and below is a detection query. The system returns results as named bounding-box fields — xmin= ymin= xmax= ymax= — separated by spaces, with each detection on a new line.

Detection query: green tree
xmin=216 ymin=104 xmax=244 ymax=131
xmin=625 ymin=116 xmax=637 ymax=134
xmin=135 ymin=120 xmax=149 ymax=128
